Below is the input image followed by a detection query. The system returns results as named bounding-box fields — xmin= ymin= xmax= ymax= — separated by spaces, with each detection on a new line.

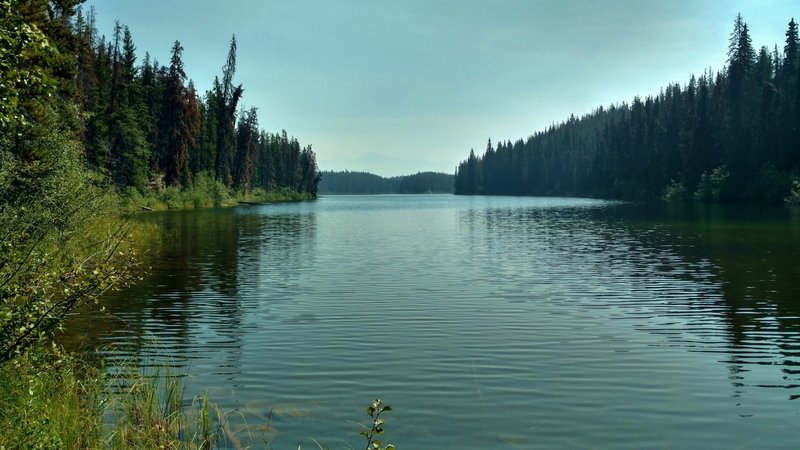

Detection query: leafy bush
xmin=117 ymin=172 xmax=238 ymax=212
xmin=190 ymin=172 xmax=228 ymax=208
xmin=663 ymin=179 xmax=689 ymax=201
xmin=786 ymin=178 xmax=800 ymax=204
xmin=0 ymin=134 xmax=136 ymax=364
xmin=694 ymin=165 xmax=730 ymax=202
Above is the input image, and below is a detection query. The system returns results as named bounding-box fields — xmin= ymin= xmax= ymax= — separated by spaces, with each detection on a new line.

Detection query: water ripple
xmin=62 ymin=196 xmax=800 ymax=449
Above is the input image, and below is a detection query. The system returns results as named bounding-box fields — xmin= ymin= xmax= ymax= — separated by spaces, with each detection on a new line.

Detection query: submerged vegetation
xmin=455 ymin=14 xmax=800 ymax=203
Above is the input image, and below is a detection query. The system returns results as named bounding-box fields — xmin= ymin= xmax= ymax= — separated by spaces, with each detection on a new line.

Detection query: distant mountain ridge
xmin=319 ymin=170 xmax=454 ymax=194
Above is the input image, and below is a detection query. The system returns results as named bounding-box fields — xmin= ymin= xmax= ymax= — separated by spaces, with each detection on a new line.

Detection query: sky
xmin=84 ymin=0 xmax=800 ymax=177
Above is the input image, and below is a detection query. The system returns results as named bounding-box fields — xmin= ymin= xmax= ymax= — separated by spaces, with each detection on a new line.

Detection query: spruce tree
xmin=784 ymin=18 xmax=798 ymax=75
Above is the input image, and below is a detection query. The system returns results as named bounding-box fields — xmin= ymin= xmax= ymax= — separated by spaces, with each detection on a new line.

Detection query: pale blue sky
xmin=85 ymin=0 xmax=799 ymax=176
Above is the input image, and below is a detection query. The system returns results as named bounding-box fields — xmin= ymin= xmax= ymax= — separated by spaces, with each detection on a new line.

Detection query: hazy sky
xmin=84 ymin=0 xmax=799 ymax=176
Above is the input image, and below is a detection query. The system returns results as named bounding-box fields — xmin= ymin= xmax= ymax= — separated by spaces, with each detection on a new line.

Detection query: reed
xmin=1 ymin=351 xmax=395 ymax=449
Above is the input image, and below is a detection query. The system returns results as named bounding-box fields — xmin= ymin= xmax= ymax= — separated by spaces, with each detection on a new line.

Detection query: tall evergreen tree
xmin=214 ymin=36 xmax=244 ymax=186
xmin=156 ymin=41 xmax=197 ymax=186
xmin=784 ymin=18 xmax=799 ymax=75
xmin=233 ymin=107 xmax=258 ymax=189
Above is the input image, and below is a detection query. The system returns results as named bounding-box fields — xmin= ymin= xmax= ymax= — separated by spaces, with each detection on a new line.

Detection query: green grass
xmin=0 ymin=350 xmax=395 ymax=449
xmin=105 ymin=367 xmax=219 ymax=450
xmin=0 ymin=352 xmax=231 ymax=450
xmin=237 ymin=186 xmax=314 ymax=204
xmin=0 ymin=351 xmax=104 ymax=450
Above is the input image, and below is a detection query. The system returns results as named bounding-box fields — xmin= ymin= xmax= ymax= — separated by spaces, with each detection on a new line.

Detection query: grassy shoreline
xmin=116 ymin=173 xmax=316 ymax=213
xmin=0 ymin=350 xmax=395 ymax=449
xmin=0 ymin=175 xmax=318 ymax=448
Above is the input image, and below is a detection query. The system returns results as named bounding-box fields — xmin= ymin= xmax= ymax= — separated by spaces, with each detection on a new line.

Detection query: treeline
xmin=455 ymin=15 xmax=800 ymax=203
xmin=319 ymin=171 xmax=454 ymax=194
xmin=73 ymin=8 xmax=320 ymax=196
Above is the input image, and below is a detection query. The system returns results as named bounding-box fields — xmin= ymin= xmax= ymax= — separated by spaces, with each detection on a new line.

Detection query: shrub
xmin=786 ymin=178 xmax=800 ymax=205
xmin=694 ymin=165 xmax=730 ymax=202
xmin=663 ymin=179 xmax=689 ymax=201
xmin=0 ymin=134 xmax=136 ymax=364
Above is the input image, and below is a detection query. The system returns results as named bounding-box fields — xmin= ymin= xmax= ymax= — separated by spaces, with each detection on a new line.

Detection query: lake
xmin=64 ymin=195 xmax=800 ymax=449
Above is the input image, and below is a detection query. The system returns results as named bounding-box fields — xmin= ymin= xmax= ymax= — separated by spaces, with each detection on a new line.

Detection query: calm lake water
xmin=65 ymin=195 xmax=800 ymax=449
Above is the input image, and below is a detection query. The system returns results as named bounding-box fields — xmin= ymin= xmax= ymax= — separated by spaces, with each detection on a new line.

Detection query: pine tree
xmin=214 ymin=36 xmax=244 ymax=186
xmin=784 ymin=18 xmax=799 ymax=76
xmin=157 ymin=41 xmax=197 ymax=186
xmin=727 ymin=13 xmax=755 ymax=114
xmin=233 ymin=107 xmax=258 ymax=189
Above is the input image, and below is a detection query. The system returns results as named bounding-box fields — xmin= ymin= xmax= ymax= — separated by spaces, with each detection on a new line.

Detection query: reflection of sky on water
xmin=64 ymin=196 xmax=800 ymax=449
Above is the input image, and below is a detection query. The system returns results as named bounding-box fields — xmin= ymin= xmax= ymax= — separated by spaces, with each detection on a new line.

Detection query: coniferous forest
xmin=319 ymin=171 xmax=454 ymax=194
xmin=455 ymin=15 xmax=800 ymax=203
xmin=73 ymin=8 xmax=320 ymax=197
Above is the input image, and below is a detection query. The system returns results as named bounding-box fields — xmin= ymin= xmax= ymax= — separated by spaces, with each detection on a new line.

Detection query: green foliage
xmin=0 ymin=0 xmax=57 ymax=144
xmin=3 ymin=355 xmax=398 ymax=450
xmin=1 ymin=356 xmax=224 ymax=450
xmin=663 ymin=179 xmax=689 ymax=201
xmin=0 ymin=0 xmax=138 ymax=366
xmin=238 ymin=186 xmax=312 ymax=204
xmin=0 ymin=133 xmax=136 ymax=364
xmin=116 ymin=173 xmax=220 ymax=211
xmin=786 ymin=178 xmax=800 ymax=204
xmin=116 ymin=174 xmax=311 ymax=212
xmin=193 ymin=171 xmax=231 ymax=207
xmin=0 ymin=351 xmax=104 ymax=450
xmin=106 ymin=367 xmax=222 ymax=449
xmin=694 ymin=165 xmax=730 ymax=202
xmin=360 ymin=399 xmax=395 ymax=450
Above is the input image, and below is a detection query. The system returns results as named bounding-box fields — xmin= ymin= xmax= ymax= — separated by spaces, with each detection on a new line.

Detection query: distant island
xmin=319 ymin=171 xmax=454 ymax=194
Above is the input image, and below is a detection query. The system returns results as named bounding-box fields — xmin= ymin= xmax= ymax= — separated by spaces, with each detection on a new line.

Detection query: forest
xmin=73 ymin=8 xmax=320 ymax=198
xmin=0 ymin=1 xmax=321 ymax=445
xmin=319 ymin=170 xmax=455 ymax=194
xmin=455 ymin=15 xmax=800 ymax=203
xmin=1 ymin=0 xmax=323 ymax=376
